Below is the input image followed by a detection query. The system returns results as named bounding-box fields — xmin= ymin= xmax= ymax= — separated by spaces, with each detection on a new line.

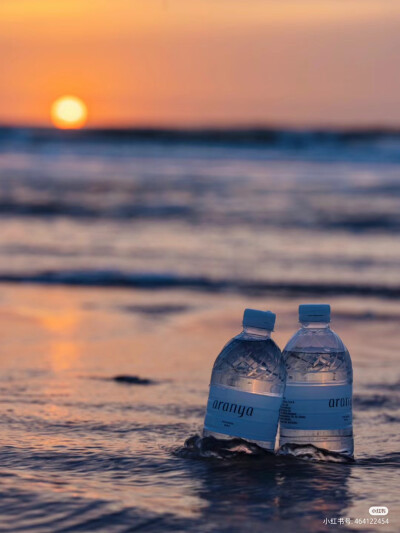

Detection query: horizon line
xmin=2 ymin=123 xmax=400 ymax=134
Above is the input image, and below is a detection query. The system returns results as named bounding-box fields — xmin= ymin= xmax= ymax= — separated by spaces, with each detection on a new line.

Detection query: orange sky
xmin=1 ymin=0 xmax=400 ymax=128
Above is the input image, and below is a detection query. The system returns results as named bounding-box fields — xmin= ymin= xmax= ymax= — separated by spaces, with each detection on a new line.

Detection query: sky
xmin=1 ymin=0 xmax=400 ymax=128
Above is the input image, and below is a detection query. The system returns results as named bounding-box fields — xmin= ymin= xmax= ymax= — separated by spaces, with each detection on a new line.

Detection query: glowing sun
xmin=51 ymin=95 xmax=88 ymax=129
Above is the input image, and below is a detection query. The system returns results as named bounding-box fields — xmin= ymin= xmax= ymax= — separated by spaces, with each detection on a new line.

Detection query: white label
xmin=204 ymin=385 xmax=282 ymax=442
xmin=280 ymin=383 xmax=352 ymax=430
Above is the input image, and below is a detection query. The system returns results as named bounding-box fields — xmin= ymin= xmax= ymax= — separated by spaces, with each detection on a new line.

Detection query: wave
xmin=0 ymin=200 xmax=192 ymax=220
xmin=176 ymin=435 xmax=274 ymax=460
xmin=1 ymin=199 xmax=400 ymax=234
xmin=176 ymin=435 xmax=353 ymax=463
xmin=1 ymin=200 xmax=400 ymax=233
xmin=2 ymin=125 xmax=400 ymax=151
xmin=1 ymin=269 xmax=400 ymax=298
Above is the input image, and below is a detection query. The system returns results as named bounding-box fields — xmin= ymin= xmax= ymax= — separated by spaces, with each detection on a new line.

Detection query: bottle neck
xmin=300 ymin=321 xmax=330 ymax=329
xmin=242 ymin=325 xmax=272 ymax=338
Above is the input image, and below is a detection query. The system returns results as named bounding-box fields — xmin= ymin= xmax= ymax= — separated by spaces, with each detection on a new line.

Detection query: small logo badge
xmin=369 ymin=506 xmax=388 ymax=516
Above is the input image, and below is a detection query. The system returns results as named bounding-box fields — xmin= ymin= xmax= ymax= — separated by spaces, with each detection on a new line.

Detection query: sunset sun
xmin=51 ymin=95 xmax=88 ymax=129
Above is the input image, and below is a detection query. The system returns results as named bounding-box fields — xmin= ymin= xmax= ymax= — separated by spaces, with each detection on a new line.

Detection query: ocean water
xmin=0 ymin=128 xmax=399 ymax=532
xmin=1 ymin=127 xmax=400 ymax=293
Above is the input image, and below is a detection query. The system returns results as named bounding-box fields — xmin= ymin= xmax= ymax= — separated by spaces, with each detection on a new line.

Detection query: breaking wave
xmin=176 ymin=435 xmax=354 ymax=463
xmin=0 ymin=269 xmax=399 ymax=298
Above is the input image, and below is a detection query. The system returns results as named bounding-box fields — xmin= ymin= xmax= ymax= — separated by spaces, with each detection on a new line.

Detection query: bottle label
xmin=204 ymin=384 xmax=282 ymax=442
xmin=280 ymin=383 xmax=352 ymax=430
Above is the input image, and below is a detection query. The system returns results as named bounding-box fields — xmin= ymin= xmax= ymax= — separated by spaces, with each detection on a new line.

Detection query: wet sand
xmin=0 ymin=283 xmax=398 ymax=531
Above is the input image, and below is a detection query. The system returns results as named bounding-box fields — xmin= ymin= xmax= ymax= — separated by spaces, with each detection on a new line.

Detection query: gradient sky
xmin=1 ymin=0 xmax=400 ymax=128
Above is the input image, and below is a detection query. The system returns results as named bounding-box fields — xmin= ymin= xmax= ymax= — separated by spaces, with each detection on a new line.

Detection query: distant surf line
xmin=0 ymin=269 xmax=399 ymax=299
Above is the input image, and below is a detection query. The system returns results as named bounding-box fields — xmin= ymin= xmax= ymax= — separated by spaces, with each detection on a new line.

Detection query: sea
xmin=0 ymin=126 xmax=399 ymax=532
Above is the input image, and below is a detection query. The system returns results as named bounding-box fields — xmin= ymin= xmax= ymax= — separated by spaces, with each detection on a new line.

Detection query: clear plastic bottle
xmin=279 ymin=304 xmax=354 ymax=456
xmin=203 ymin=309 xmax=285 ymax=451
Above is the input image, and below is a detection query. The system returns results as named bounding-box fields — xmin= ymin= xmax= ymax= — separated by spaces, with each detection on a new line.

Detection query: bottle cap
xmin=299 ymin=304 xmax=330 ymax=323
xmin=243 ymin=308 xmax=276 ymax=331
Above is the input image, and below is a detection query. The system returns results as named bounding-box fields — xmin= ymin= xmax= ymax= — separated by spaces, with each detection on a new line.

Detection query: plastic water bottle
xmin=279 ymin=304 xmax=353 ymax=456
xmin=203 ymin=309 xmax=285 ymax=451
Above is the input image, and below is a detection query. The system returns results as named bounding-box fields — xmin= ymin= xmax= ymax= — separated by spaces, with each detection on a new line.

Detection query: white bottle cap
xmin=299 ymin=304 xmax=330 ymax=323
xmin=242 ymin=308 xmax=276 ymax=331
